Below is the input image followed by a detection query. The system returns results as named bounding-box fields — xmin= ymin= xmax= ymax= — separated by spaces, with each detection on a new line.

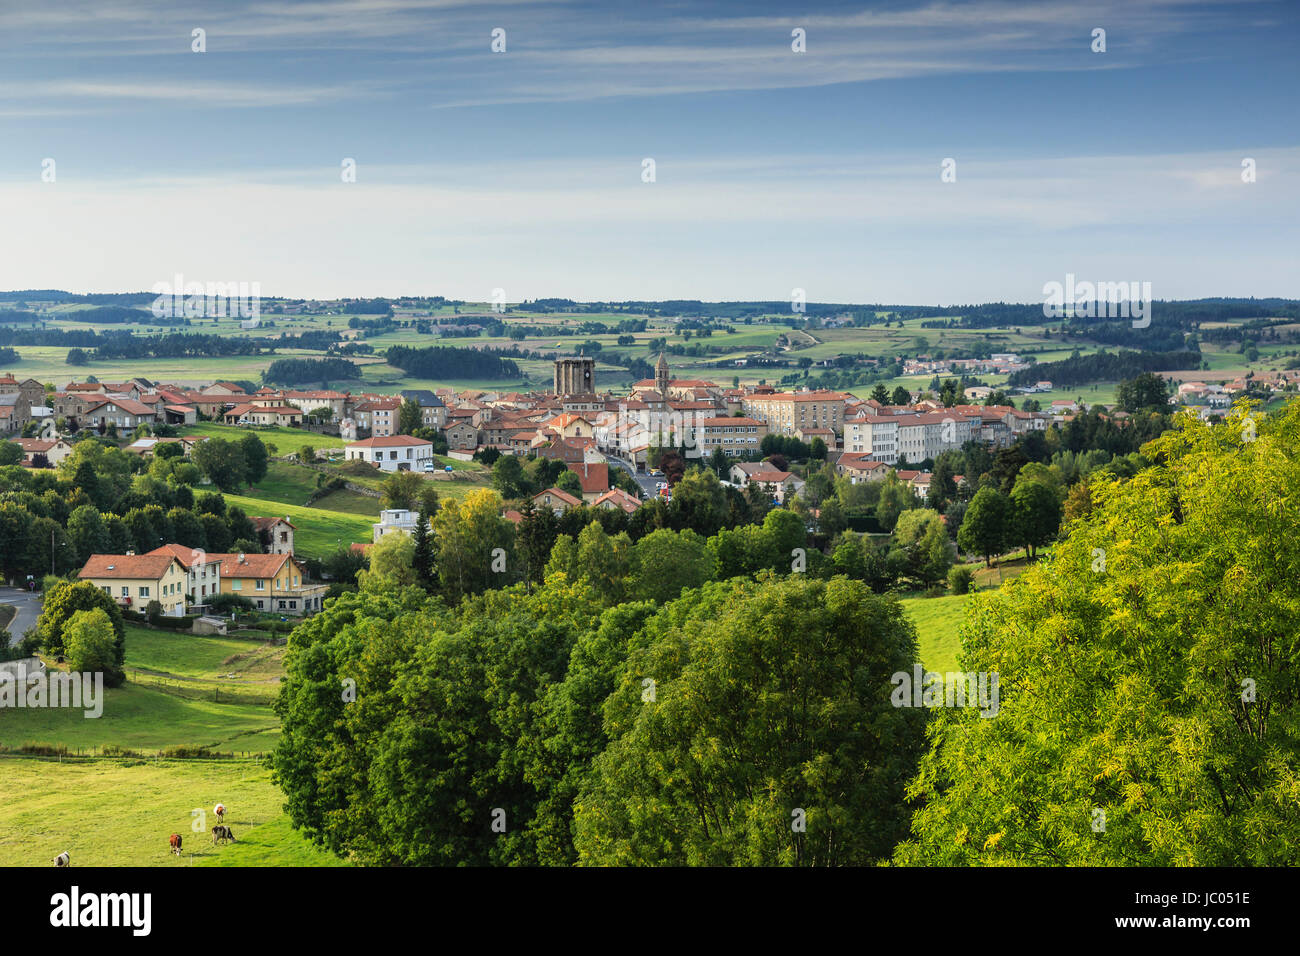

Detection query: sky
xmin=0 ymin=0 xmax=1296 ymax=305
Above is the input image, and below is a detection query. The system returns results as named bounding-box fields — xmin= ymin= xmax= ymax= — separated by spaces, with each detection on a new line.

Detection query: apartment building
xmin=740 ymin=390 xmax=846 ymax=437
xmin=694 ymin=416 xmax=766 ymax=457
xmin=147 ymin=544 xmax=223 ymax=606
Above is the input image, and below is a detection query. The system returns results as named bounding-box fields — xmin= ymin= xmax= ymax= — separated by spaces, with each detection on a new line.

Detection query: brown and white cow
xmin=52 ymin=851 xmax=70 ymax=867
xmin=169 ymin=833 xmax=182 ymax=856
xmin=213 ymin=804 xmax=225 ymax=825
xmin=211 ymin=825 xmax=235 ymax=845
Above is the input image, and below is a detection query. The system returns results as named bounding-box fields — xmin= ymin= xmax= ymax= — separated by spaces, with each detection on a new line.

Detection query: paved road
xmin=607 ymin=456 xmax=661 ymax=498
xmin=0 ymin=587 xmax=43 ymax=641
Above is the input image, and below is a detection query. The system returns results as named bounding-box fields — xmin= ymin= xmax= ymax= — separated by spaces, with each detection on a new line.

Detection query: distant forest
xmin=263 ymin=357 xmax=364 ymax=385
xmin=384 ymin=345 xmax=520 ymax=380
xmin=1007 ymin=350 xmax=1204 ymax=389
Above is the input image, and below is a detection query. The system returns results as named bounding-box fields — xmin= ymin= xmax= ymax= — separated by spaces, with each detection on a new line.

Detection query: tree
xmin=574 ymin=575 xmax=928 ymax=865
xmin=239 ymin=432 xmax=269 ymax=485
xmin=492 ymin=455 xmax=532 ymax=500
xmin=957 ymin=486 xmax=1012 ymax=566
xmin=870 ymin=384 xmax=890 ymax=404
xmin=876 ymin=474 xmax=916 ymax=533
xmin=1116 ymin=371 xmax=1171 ymax=413
xmin=0 ymin=441 xmax=22 ymax=467
xmin=412 ymin=507 xmax=434 ymax=587
xmin=897 ymin=403 xmax=1300 ymax=865
xmin=629 ymin=528 xmax=715 ymax=604
xmin=62 ymin=608 xmax=120 ymax=677
xmin=708 ymin=446 xmax=730 ymax=478
xmin=432 ymin=488 xmax=514 ymax=600
xmin=297 ymin=445 xmax=317 ymax=464
xmin=398 ymin=398 xmax=423 ymax=435
xmin=555 ymin=470 xmax=583 ymax=497
xmin=890 ymin=386 xmax=912 ymax=406
xmin=1010 ymin=476 xmax=1062 ymax=558
xmin=38 ymin=580 xmax=127 ymax=678
xmin=668 ymin=466 xmax=729 ymax=537
xmin=191 ymin=438 xmax=248 ymax=492
xmin=66 ymin=505 xmax=109 ymax=562
xmin=380 ymin=470 xmax=426 ymax=511
xmin=359 ymin=533 xmax=419 ymax=591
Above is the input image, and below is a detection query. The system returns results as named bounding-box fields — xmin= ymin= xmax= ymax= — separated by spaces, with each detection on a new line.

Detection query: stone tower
xmin=554 ymin=356 xmax=595 ymax=396
xmin=655 ymin=353 xmax=670 ymax=396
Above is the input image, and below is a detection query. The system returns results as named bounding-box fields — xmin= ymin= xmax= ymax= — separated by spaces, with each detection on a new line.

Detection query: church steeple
xmin=655 ymin=352 xmax=670 ymax=395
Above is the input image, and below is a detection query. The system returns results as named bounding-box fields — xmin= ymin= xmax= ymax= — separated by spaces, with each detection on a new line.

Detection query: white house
xmin=372 ymin=509 xmax=429 ymax=542
xmin=345 ymin=435 xmax=435 ymax=472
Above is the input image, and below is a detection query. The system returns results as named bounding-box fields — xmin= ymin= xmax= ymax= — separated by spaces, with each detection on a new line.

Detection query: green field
xmin=0 ymin=619 xmax=349 ymax=867
xmin=223 ymin=492 xmax=376 ymax=555
xmin=900 ymin=593 xmax=971 ymax=674
xmin=0 ymin=756 xmax=346 ymax=867
xmin=180 ymin=422 xmax=341 ymax=458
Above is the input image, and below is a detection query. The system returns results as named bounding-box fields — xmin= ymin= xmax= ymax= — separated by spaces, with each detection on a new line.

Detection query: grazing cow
xmin=52 ymin=851 xmax=70 ymax=867
xmin=169 ymin=833 xmax=182 ymax=856
xmin=214 ymin=803 xmax=225 ymax=825
xmin=211 ymin=825 xmax=235 ymax=846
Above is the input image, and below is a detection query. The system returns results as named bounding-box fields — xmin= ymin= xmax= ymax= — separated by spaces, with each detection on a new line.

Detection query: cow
xmin=211 ymin=825 xmax=236 ymax=846
xmin=52 ymin=851 xmax=70 ymax=867
xmin=213 ymin=803 xmax=225 ymax=825
xmin=169 ymin=833 xmax=182 ymax=856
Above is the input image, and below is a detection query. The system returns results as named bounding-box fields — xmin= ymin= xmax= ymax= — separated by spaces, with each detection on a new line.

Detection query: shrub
xmin=208 ymin=593 xmax=256 ymax=614
xmin=948 ymin=564 xmax=976 ymax=595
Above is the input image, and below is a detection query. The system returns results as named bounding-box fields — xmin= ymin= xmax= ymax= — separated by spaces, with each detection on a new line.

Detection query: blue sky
xmin=0 ymin=0 xmax=1296 ymax=304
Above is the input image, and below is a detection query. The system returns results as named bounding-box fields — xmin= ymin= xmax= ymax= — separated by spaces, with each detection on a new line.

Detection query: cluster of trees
xmin=274 ymin=563 xmax=927 ymax=865
xmin=0 ymin=437 xmax=273 ymax=580
xmin=33 ymin=580 xmax=128 ymax=685
xmin=1007 ymin=349 xmax=1200 ymax=389
xmin=384 ymin=345 xmax=520 ymax=380
xmin=896 ymin=402 xmax=1300 ymax=864
xmin=275 ymin=401 xmax=1300 ymax=866
xmin=93 ymin=332 xmax=271 ymax=360
xmin=262 ymin=357 xmax=363 ymax=385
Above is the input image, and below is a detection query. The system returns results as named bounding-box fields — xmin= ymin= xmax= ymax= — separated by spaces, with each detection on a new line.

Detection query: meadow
xmin=900 ymin=593 xmax=970 ymax=674
xmin=0 ymin=757 xmax=345 ymax=867
xmin=0 ymin=615 xmax=348 ymax=867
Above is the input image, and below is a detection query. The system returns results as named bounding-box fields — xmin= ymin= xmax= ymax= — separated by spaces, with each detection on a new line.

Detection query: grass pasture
xmin=0 ymin=756 xmax=346 ymax=867
xmin=900 ymin=593 xmax=971 ymax=674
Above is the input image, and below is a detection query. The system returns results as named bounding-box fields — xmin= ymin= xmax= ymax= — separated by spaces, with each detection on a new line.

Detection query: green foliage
xmin=62 ymin=608 xmax=120 ymax=674
xmin=573 ymin=575 xmax=927 ymax=865
xmin=897 ymin=403 xmax=1300 ymax=865
xmin=957 ymin=486 xmax=1012 ymax=566
xmin=947 ymin=564 xmax=975 ymax=595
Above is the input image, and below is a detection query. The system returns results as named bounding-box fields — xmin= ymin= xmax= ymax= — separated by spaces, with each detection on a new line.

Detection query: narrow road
xmin=0 ymin=586 xmax=43 ymax=641
xmin=607 ymin=455 xmax=659 ymax=498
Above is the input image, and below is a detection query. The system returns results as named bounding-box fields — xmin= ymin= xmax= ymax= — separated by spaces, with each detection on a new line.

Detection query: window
xmin=121 ymin=586 xmax=129 ymax=597
xmin=232 ymin=580 xmax=242 ymax=590
xmin=256 ymin=579 xmax=266 ymax=590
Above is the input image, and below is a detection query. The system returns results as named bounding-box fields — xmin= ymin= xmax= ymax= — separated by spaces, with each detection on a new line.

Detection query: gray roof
xmin=399 ymin=389 xmax=445 ymax=407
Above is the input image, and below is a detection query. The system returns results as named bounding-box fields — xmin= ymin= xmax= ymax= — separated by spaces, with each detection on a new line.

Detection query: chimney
xmin=238 ymin=553 xmax=245 ymax=564
xmin=125 ymin=550 xmax=135 ymax=556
